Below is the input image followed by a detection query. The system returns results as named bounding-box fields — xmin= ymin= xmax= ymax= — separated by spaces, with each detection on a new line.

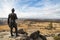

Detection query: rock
xmin=17 ymin=29 xmax=28 ymax=35
xmin=0 ymin=31 xmax=54 ymax=40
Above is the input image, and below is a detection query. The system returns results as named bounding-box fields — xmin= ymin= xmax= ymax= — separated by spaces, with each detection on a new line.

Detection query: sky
xmin=0 ymin=0 xmax=60 ymax=19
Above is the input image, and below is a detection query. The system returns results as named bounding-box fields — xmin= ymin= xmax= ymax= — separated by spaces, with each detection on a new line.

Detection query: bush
xmin=54 ymin=36 xmax=60 ymax=40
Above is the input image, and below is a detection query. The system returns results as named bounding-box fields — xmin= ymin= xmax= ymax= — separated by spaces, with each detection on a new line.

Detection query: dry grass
xmin=0 ymin=20 xmax=60 ymax=35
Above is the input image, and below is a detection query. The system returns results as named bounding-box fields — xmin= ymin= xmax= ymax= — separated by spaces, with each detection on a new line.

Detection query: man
xmin=8 ymin=8 xmax=18 ymax=37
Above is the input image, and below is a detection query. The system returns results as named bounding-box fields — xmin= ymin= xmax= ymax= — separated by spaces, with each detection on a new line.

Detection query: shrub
xmin=54 ymin=36 xmax=60 ymax=40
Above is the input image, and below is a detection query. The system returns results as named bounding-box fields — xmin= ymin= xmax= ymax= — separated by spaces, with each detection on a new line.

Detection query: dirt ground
xmin=0 ymin=21 xmax=60 ymax=40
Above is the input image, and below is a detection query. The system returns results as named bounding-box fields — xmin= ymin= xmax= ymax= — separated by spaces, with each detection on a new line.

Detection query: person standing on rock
xmin=8 ymin=8 xmax=18 ymax=37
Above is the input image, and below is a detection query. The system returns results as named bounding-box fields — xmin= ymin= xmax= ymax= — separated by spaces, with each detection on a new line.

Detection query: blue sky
xmin=0 ymin=0 xmax=60 ymax=19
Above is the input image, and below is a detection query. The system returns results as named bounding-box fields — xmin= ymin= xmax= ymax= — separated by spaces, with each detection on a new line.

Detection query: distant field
xmin=0 ymin=20 xmax=60 ymax=35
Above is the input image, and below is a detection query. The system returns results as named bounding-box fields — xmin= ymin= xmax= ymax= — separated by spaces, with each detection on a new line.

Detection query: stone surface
xmin=0 ymin=31 xmax=55 ymax=40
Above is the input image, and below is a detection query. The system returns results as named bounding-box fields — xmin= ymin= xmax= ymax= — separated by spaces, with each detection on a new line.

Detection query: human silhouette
xmin=8 ymin=8 xmax=18 ymax=37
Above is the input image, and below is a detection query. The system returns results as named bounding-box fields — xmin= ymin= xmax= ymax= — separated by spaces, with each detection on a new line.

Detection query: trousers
xmin=9 ymin=22 xmax=18 ymax=36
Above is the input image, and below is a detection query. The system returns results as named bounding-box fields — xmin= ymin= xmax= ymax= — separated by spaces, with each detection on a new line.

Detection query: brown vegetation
xmin=0 ymin=20 xmax=60 ymax=35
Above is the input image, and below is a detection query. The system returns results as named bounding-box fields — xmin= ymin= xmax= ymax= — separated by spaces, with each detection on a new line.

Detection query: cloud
xmin=0 ymin=0 xmax=15 ymax=18
xmin=0 ymin=0 xmax=60 ymax=19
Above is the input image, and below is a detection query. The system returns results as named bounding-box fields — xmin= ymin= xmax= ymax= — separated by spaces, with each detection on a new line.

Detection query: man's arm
xmin=15 ymin=14 xmax=18 ymax=19
xmin=7 ymin=14 xmax=10 ymax=25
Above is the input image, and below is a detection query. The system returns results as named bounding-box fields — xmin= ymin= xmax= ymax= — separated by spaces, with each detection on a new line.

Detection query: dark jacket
xmin=8 ymin=13 xmax=18 ymax=25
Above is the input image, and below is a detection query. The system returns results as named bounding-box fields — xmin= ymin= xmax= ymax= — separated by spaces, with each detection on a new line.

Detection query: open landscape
xmin=0 ymin=0 xmax=60 ymax=40
xmin=0 ymin=18 xmax=60 ymax=40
